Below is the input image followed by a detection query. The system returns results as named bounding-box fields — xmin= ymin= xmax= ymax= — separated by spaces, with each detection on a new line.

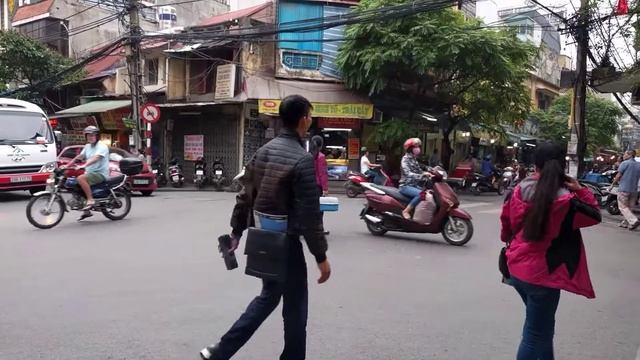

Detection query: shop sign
xmin=184 ymin=135 xmax=204 ymax=161
xmin=318 ymin=117 xmax=360 ymax=129
xmin=122 ymin=117 xmax=137 ymax=129
xmin=259 ymin=99 xmax=373 ymax=119
xmin=215 ymin=64 xmax=236 ymax=100
xmin=348 ymin=138 xmax=360 ymax=160
xmin=64 ymin=130 xmax=86 ymax=145
xmin=69 ymin=116 xmax=98 ymax=130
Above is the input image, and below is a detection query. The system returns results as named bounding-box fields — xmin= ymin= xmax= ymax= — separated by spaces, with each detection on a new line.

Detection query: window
xmin=517 ymin=24 xmax=534 ymax=37
xmin=60 ymin=147 xmax=80 ymax=159
xmin=145 ymin=58 xmax=159 ymax=86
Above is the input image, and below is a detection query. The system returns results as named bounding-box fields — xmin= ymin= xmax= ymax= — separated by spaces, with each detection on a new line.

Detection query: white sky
xmin=230 ymin=0 xmax=267 ymax=11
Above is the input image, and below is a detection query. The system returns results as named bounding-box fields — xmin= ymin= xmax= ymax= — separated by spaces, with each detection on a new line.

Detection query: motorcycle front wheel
xmin=441 ymin=217 xmax=473 ymax=246
xmin=102 ymin=190 xmax=132 ymax=220
xmin=346 ymin=182 xmax=359 ymax=198
xmin=26 ymin=192 xmax=65 ymax=229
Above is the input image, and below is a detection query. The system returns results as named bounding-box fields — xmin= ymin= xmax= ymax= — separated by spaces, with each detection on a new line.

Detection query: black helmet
xmin=83 ymin=126 xmax=100 ymax=135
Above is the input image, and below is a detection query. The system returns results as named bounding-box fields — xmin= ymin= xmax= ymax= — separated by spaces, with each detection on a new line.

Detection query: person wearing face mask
xmin=399 ymin=138 xmax=432 ymax=219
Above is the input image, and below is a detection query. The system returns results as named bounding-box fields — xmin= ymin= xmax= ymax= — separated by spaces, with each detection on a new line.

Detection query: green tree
xmin=534 ymin=93 xmax=623 ymax=154
xmin=337 ymin=0 xmax=537 ymax=169
xmin=0 ymin=31 xmax=82 ymax=99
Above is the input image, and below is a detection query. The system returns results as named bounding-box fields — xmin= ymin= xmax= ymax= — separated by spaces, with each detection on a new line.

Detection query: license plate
xmin=196 ymin=170 xmax=204 ymax=175
xmin=215 ymin=170 xmax=222 ymax=175
xmin=10 ymin=176 xmax=32 ymax=183
xmin=133 ymin=179 xmax=149 ymax=185
xmin=172 ymin=175 xmax=179 ymax=182
xmin=152 ymin=169 xmax=158 ymax=174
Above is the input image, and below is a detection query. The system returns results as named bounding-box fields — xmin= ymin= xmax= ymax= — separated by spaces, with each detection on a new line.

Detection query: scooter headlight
xmin=39 ymin=161 xmax=57 ymax=173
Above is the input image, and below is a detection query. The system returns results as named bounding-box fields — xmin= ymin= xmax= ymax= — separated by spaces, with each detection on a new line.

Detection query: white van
xmin=0 ymin=98 xmax=58 ymax=193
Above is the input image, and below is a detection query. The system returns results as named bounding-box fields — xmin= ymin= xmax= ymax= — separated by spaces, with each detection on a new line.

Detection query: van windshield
xmin=0 ymin=112 xmax=53 ymax=144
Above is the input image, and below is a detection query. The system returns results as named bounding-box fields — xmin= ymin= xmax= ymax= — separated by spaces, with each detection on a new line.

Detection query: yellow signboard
xmin=259 ymin=99 xmax=373 ymax=119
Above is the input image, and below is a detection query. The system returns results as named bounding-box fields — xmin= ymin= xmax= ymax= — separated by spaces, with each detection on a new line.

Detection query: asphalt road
xmin=0 ymin=189 xmax=639 ymax=360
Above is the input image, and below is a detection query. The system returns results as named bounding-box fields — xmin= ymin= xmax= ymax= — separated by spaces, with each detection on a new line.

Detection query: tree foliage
xmin=533 ymin=93 xmax=623 ymax=154
xmin=337 ymin=0 xmax=537 ymax=168
xmin=0 ymin=31 xmax=82 ymax=95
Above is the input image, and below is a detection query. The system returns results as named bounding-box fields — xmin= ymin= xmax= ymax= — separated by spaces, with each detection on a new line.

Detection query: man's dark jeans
xmin=210 ymin=238 xmax=308 ymax=360
xmin=509 ymin=276 xmax=561 ymax=360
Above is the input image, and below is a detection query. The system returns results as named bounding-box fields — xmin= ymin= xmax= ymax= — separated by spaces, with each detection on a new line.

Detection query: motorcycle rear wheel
xmin=26 ymin=193 xmax=65 ymax=229
xmin=102 ymin=190 xmax=131 ymax=220
xmin=441 ymin=217 xmax=473 ymax=246
xmin=606 ymin=201 xmax=620 ymax=216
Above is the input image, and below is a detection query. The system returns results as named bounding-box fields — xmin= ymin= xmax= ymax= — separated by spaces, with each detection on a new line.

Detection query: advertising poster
xmin=184 ymin=135 xmax=204 ymax=161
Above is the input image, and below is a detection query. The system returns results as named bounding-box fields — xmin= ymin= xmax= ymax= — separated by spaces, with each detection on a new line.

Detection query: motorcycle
xmin=25 ymin=160 xmax=141 ymax=229
xmin=502 ymin=167 xmax=515 ymax=190
xmin=152 ymin=159 xmax=167 ymax=187
xmin=168 ymin=158 xmax=184 ymax=188
xmin=602 ymin=185 xmax=620 ymax=216
xmin=359 ymin=169 xmax=473 ymax=246
xmin=345 ymin=167 xmax=393 ymax=198
xmin=211 ymin=158 xmax=226 ymax=192
xmin=470 ymin=169 xmax=506 ymax=196
xmin=194 ymin=157 xmax=208 ymax=190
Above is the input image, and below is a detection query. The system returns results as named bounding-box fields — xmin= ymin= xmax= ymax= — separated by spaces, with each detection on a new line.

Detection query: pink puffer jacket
xmin=500 ymin=177 xmax=601 ymax=298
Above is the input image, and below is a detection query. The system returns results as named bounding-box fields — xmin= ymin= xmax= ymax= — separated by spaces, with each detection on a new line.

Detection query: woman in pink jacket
xmin=500 ymin=143 xmax=601 ymax=360
xmin=311 ymin=135 xmax=329 ymax=235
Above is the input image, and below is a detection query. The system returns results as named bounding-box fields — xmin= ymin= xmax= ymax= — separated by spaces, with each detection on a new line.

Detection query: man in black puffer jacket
xmin=200 ymin=95 xmax=331 ymax=360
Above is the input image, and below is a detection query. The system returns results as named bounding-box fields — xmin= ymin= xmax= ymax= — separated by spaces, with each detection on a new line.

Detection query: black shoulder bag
xmin=244 ymin=227 xmax=289 ymax=283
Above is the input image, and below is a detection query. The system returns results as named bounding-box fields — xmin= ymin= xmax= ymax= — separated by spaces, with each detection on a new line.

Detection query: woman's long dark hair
xmin=523 ymin=143 xmax=567 ymax=241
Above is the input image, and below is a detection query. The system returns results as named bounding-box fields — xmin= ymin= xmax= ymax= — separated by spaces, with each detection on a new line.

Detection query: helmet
xmin=83 ymin=126 xmax=100 ymax=135
xmin=361 ymin=146 xmax=368 ymax=153
xmin=403 ymin=138 xmax=422 ymax=151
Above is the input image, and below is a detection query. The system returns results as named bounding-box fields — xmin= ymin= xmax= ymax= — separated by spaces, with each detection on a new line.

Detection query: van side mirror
xmin=54 ymin=131 xmax=62 ymax=143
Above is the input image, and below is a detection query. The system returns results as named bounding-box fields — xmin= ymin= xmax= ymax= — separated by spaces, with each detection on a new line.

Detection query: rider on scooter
xmin=399 ymin=138 xmax=432 ymax=219
xmin=67 ymin=126 xmax=110 ymax=220
xmin=482 ymin=155 xmax=497 ymax=186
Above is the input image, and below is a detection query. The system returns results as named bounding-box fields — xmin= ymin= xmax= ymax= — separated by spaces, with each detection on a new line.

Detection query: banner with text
xmin=259 ymin=100 xmax=373 ymax=119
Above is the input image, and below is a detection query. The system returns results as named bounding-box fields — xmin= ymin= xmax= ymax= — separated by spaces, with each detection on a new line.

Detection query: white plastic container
xmin=320 ymin=196 xmax=339 ymax=212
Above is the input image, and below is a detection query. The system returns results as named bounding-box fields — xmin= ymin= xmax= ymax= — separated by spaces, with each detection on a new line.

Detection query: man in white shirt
xmin=360 ymin=147 xmax=380 ymax=175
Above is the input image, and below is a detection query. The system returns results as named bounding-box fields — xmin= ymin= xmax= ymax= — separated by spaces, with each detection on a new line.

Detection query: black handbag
xmin=244 ymin=227 xmax=289 ymax=282
xmin=499 ymin=243 xmax=511 ymax=280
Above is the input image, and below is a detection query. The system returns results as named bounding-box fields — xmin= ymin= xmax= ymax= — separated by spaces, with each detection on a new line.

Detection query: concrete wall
xmin=45 ymin=0 xmax=228 ymax=58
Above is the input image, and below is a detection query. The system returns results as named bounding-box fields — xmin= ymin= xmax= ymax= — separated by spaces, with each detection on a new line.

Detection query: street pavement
xmin=0 ymin=189 xmax=639 ymax=360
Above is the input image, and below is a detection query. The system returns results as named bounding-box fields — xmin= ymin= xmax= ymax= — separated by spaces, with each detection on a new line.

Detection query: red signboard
xmin=318 ymin=117 xmax=361 ymax=129
xmin=348 ymin=138 xmax=360 ymax=160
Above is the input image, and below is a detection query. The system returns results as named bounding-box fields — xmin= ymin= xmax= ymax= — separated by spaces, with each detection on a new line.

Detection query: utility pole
xmin=569 ymin=0 xmax=589 ymax=177
xmin=126 ymin=0 xmax=147 ymax=162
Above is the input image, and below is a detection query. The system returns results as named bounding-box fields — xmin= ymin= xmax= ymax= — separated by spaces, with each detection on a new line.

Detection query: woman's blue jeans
xmin=509 ymin=276 xmax=561 ymax=360
xmin=399 ymin=185 xmax=422 ymax=208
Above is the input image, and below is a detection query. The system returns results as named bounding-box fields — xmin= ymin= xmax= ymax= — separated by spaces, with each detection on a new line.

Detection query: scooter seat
xmin=107 ymin=174 xmax=125 ymax=186
xmin=371 ymin=185 xmax=411 ymax=204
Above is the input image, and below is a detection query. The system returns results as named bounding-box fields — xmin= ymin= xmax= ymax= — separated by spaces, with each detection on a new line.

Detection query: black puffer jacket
xmin=231 ymin=128 xmax=327 ymax=263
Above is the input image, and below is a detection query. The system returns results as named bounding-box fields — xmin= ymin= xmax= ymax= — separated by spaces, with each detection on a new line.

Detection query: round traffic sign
xmin=141 ymin=103 xmax=161 ymax=124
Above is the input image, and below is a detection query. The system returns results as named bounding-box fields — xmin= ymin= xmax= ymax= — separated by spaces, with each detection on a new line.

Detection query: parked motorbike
xmin=470 ymin=169 xmax=506 ymax=195
xmin=168 ymin=158 xmax=184 ymax=188
xmin=152 ymin=159 xmax=167 ymax=187
xmin=502 ymin=166 xmax=515 ymax=189
xmin=359 ymin=169 xmax=473 ymax=246
xmin=194 ymin=157 xmax=208 ymax=190
xmin=211 ymin=158 xmax=226 ymax=192
xmin=26 ymin=160 xmax=141 ymax=229
xmin=345 ymin=167 xmax=393 ymax=198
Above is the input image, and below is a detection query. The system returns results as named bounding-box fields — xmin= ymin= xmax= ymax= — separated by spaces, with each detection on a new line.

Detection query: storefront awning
xmin=57 ymin=100 xmax=131 ymax=115
xmin=245 ymin=75 xmax=370 ymax=105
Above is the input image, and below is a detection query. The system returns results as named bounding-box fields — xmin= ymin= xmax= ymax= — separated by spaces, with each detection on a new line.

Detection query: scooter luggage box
xmin=119 ymin=158 xmax=143 ymax=175
xmin=320 ymin=196 xmax=339 ymax=212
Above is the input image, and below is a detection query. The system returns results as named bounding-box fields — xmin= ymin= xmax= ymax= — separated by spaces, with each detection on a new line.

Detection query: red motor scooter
xmin=345 ymin=167 xmax=393 ymax=198
xmin=359 ymin=171 xmax=473 ymax=246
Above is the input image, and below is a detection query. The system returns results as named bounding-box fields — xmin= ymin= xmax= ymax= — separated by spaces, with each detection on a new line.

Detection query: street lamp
xmin=59 ymin=21 xmax=71 ymax=58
